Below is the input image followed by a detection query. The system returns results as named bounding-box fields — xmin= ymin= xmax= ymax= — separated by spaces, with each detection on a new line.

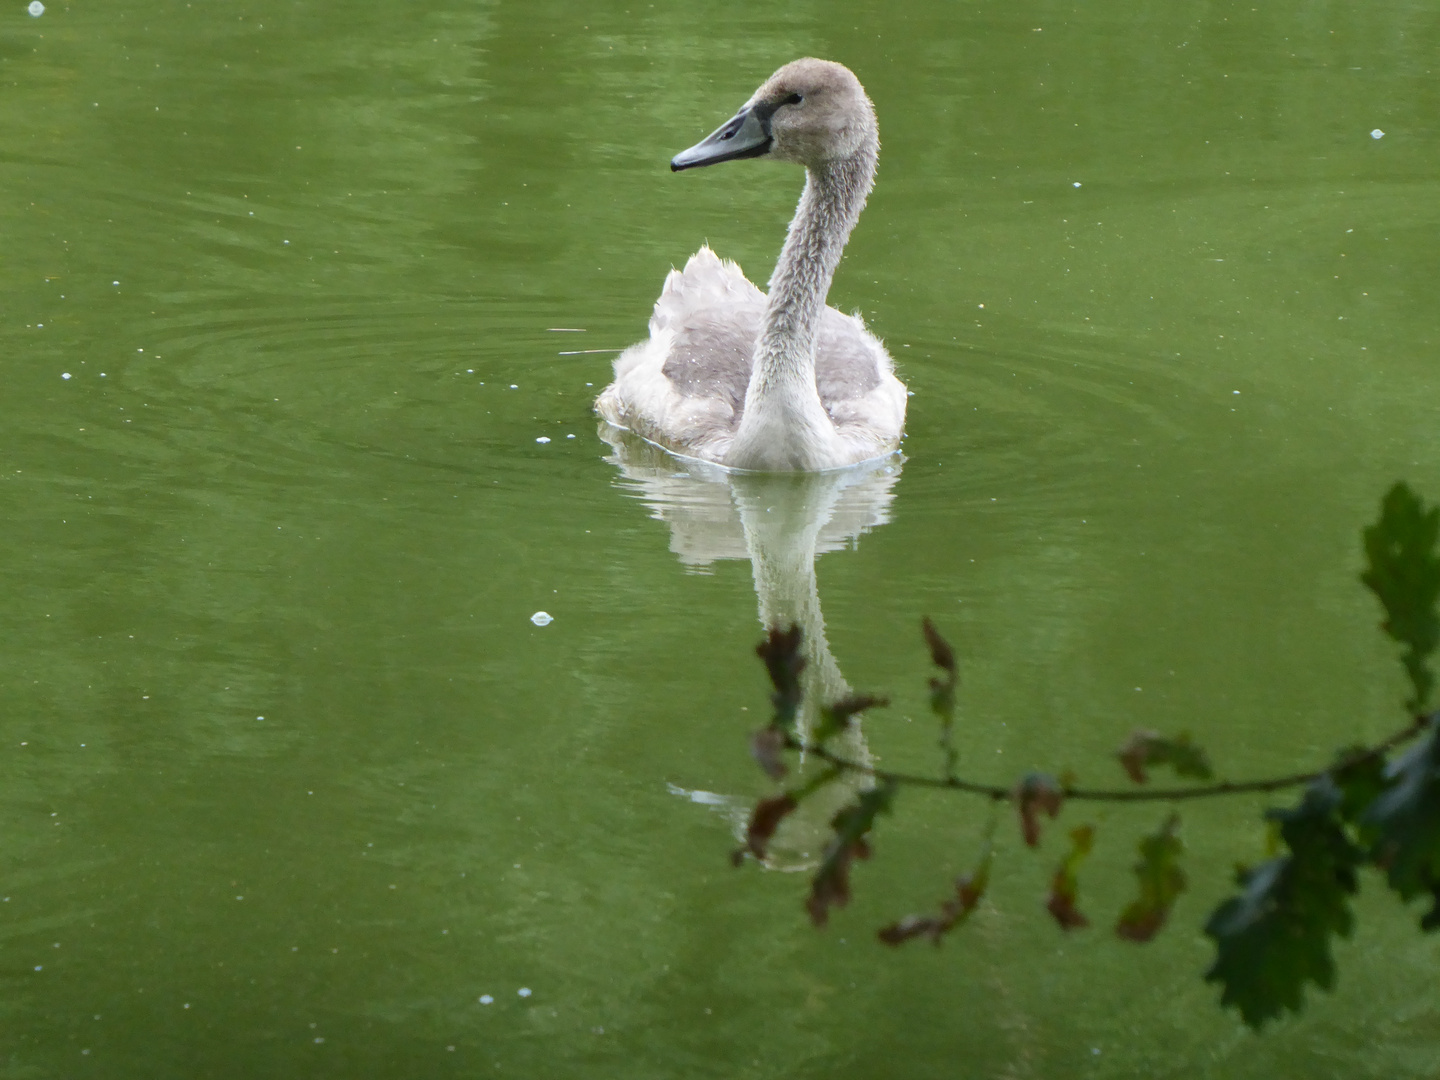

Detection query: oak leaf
xmin=806 ymin=782 xmax=896 ymax=927
xmin=1117 ymin=730 xmax=1213 ymax=785
xmin=1204 ymin=779 xmax=1361 ymax=1029
xmin=1116 ymin=814 xmax=1186 ymax=942
xmin=1045 ymin=824 xmax=1094 ymax=930
xmin=1014 ymin=772 xmax=1065 ymax=847
xmin=878 ymin=836 xmax=992 ymax=946
xmin=1360 ymin=482 xmax=1440 ymax=712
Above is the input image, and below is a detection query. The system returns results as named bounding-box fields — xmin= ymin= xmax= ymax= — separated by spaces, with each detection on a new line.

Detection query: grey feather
xmin=662 ymin=303 xmax=882 ymax=424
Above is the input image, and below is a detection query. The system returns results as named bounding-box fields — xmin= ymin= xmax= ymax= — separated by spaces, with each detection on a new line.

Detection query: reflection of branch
xmin=783 ymin=715 xmax=1430 ymax=803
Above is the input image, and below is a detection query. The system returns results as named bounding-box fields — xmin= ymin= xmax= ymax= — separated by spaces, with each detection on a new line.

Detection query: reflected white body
xmin=600 ymin=424 xmax=896 ymax=867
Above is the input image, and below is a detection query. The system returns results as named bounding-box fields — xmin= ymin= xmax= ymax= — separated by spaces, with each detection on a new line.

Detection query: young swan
xmin=595 ymin=58 xmax=906 ymax=472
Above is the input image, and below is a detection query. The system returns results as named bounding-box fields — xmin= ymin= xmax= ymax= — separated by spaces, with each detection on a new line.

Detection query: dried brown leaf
xmin=921 ymin=617 xmax=957 ymax=680
xmin=805 ymin=837 xmax=870 ymax=926
xmin=732 ymin=793 xmax=798 ymax=865
xmin=805 ymin=784 xmax=894 ymax=927
xmin=1014 ymin=772 xmax=1065 ymax=847
xmin=749 ymin=728 xmax=788 ymax=781
xmin=1117 ymin=729 xmax=1214 ymax=785
xmin=878 ymin=848 xmax=992 ymax=947
xmin=1119 ymin=729 xmax=1162 ymax=784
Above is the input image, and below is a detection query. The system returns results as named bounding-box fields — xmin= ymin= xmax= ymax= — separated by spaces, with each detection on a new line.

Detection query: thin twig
xmin=785 ymin=715 xmax=1431 ymax=804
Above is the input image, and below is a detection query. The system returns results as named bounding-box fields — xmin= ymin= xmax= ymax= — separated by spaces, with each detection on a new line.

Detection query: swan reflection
xmin=599 ymin=423 xmax=902 ymax=868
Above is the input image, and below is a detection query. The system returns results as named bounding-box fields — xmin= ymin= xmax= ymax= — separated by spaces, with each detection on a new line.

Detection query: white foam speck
xmin=1371 ymin=128 xmax=1385 ymax=139
xmin=535 ymin=436 xmax=551 ymax=444
xmin=479 ymin=994 xmax=494 ymax=1005
xmin=518 ymin=987 xmax=532 ymax=998
xmin=566 ymin=434 xmax=575 ymax=439
xmin=530 ymin=611 xmax=553 ymax=627
xmin=1072 ymin=181 xmax=1081 ymax=187
xmin=28 ymin=2 xmax=44 ymax=17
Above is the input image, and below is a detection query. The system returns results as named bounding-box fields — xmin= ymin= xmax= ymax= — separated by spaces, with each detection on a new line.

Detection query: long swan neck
xmin=758 ymin=144 xmax=877 ymax=369
xmin=724 ymin=119 xmax=878 ymax=471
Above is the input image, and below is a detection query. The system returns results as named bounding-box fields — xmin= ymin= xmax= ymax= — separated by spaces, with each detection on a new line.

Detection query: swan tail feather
xmin=650 ymin=245 xmax=764 ymax=335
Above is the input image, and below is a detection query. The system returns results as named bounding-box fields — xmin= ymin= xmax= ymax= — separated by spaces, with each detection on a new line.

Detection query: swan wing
xmin=816 ymin=307 xmax=887 ymax=406
xmin=658 ymin=247 xmax=765 ymax=415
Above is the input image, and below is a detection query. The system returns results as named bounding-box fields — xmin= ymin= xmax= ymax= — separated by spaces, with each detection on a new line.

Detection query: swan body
xmin=595 ymin=59 xmax=907 ymax=472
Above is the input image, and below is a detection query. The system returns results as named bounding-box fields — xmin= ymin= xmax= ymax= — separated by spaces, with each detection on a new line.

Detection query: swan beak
xmin=671 ymin=105 xmax=773 ymax=171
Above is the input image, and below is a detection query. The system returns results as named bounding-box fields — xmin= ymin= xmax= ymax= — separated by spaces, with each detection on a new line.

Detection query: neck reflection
xmin=600 ymin=424 xmax=902 ymax=869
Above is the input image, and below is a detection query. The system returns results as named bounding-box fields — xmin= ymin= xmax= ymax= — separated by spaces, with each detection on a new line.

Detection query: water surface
xmin=2 ymin=0 xmax=1439 ymax=1076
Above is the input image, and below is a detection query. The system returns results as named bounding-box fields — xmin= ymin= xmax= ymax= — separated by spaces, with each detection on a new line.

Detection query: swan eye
xmin=783 ymin=93 xmax=803 ymax=106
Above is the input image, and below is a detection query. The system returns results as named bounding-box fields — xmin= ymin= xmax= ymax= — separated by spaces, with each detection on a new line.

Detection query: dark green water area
xmin=2 ymin=0 xmax=1438 ymax=1075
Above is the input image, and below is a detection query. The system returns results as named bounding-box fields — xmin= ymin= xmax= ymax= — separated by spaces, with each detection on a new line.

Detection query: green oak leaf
xmin=1116 ymin=814 xmax=1186 ymax=942
xmin=806 ymin=780 xmax=896 ymax=927
xmin=812 ymin=693 xmax=889 ymax=746
xmin=1360 ymin=482 xmax=1440 ymax=712
xmin=1045 ymin=824 xmax=1095 ymax=930
xmin=1362 ymin=719 xmax=1440 ymax=928
xmin=1117 ymin=730 xmax=1214 ymax=784
xmin=1330 ymin=745 xmax=1389 ymax=832
xmin=1204 ymin=779 xmax=1362 ymax=1029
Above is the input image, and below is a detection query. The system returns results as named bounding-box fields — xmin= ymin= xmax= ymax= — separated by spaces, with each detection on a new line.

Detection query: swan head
xmin=671 ymin=58 xmax=875 ymax=173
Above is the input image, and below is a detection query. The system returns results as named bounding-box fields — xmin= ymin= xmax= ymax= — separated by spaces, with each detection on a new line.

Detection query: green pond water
xmin=2 ymin=0 xmax=1439 ymax=1075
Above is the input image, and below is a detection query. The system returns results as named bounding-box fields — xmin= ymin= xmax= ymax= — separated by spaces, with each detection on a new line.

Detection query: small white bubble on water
xmin=1072 ymin=181 xmax=1082 ymax=187
xmin=509 ymin=384 xmax=518 ymax=389
xmin=61 ymin=373 xmax=71 ymax=380
xmin=530 ymin=611 xmax=553 ymax=627
xmin=535 ymin=436 xmax=551 ymax=444
xmin=479 ymin=995 xmax=494 ymax=1004
xmin=1371 ymin=128 xmax=1385 ymax=139
xmin=566 ymin=433 xmax=575 ymax=439
xmin=518 ymin=987 xmax=532 ymax=998
xmin=28 ymin=2 xmax=44 ymax=17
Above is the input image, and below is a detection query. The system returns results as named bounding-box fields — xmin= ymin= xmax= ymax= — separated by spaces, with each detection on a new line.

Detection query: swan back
xmin=657 ymin=248 xmax=889 ymax=421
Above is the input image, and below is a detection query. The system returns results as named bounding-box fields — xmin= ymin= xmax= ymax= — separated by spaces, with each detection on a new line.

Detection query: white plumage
xmin=595 ymin=59 xmax=907 ymax=472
